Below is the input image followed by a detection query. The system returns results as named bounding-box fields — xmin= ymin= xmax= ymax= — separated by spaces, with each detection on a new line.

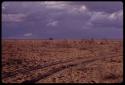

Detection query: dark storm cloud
xmin=2 ymin=2 xmax=44 ymax=14
xmin=89 ymin=10 xmax=123 ymax=28
xmin=2 ymin=1 xmax=123 ymax=39
xmin=70 ymin=2 xmax=123 ymax=13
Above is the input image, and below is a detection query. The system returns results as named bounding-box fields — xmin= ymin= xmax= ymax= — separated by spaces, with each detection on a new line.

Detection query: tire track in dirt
xmin=22 ymin=56 xmax=114 ymax=83
xmin=2 ymin=57 xmax=85 ymax=79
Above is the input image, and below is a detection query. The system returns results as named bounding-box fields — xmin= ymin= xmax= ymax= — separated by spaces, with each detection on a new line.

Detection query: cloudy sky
xmin=2 ymin=1 xmax=123 ymax=39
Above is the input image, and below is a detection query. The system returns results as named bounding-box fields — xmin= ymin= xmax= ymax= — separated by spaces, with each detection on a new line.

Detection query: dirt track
xmin=2 ymin=40 xmax=123 ymax=83
xmin=22 ymin=55 xmax=115 ymax=83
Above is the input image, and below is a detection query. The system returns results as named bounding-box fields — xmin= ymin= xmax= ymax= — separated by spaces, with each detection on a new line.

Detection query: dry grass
xmin=2 ymin=39 xmax=123 ymax=83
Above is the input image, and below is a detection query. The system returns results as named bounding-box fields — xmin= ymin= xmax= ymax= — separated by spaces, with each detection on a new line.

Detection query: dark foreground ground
xmin=2 ymin=39 xmax=123 ymax=83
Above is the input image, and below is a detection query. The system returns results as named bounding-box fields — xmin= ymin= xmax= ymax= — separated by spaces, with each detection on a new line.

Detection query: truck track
xmin=2 ymin=57 xmax=87 ymax=79
xmin=22 ymin=55 xmax=114 ymax=83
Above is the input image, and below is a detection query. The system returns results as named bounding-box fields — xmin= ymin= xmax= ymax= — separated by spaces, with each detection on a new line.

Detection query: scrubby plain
xmin=2 ymin=39 xmax=123 ymax=83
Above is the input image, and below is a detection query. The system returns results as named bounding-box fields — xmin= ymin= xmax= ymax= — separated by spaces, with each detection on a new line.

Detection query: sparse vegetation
xmin=2 ymin=39 xmax=123 ymax=83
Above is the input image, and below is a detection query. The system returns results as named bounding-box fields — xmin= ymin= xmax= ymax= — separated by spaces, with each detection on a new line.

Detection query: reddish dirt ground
xmin=2 ymin=39 xmax=123 ymax=83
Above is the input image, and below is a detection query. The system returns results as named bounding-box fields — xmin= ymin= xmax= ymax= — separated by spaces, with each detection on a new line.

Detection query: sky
xmin=2 ymin=1 xmax=123 ymax=39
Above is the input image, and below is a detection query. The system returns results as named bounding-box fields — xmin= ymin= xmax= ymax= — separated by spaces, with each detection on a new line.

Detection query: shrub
xmin=49 ymin=37 xmax=53 ymax=40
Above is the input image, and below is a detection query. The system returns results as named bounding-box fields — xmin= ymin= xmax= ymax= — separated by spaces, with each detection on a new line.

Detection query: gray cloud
xmin=2 ymin=1 xmax=123 ymax=39
xmin=69 ymin=2 xmax=123 ymax=13
xmin=89 ymin=10 xmax=123 ymax=28
xmin=2 ymin=13 xmax=26 ymax=22
xmin=24 ymin=33 xmax=32 ymax=37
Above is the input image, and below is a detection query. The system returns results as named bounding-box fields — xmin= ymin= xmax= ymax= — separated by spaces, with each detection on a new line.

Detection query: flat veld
xmin=2 ymin=39 xmax=123 ymax=83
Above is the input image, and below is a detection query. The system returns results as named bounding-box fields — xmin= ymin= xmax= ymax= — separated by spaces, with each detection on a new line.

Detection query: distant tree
xmin=49 ymin=37 xmax=53 ymax=40
xmin=88 ymin=38 xmax=95 ymax=44
xmin=91 ymin=38 xmax=94 ymax=41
